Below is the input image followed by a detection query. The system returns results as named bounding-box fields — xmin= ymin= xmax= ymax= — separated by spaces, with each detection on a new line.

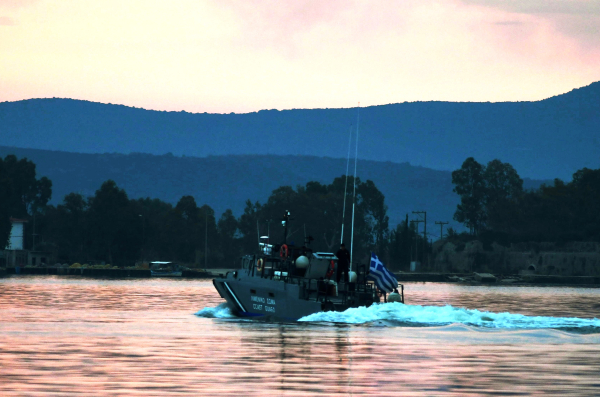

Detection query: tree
xmin=88 ymin=180 xmax=138 ymax=265
xmin=483 ymin=159 xmax=523 ymax=232
xmin=175 ymin=195 xmax=199 ymax=221
xmin=357 ymin=179 xmax=389 ymax=253
xmin=484 ymin=160 xmax=523 ymax=203
xmin=163 ymin=196 xmax=218 ymax=264
xmin=130 ymin=197 xmax=173 ymax=261
xmin=389 ymin=214 xmax=413 ymax=271
xmin=0 ymin=155 xmax=52 ymax=249
xmin=170 ymin=195 xmax=200 ymax=262
xmin=452 ymin=157 xmax=486 ymax=235
xmin=238 ymin=199 xmax=263 ymax=254
xmin=45 ymin=193 xmax=89 ymax=262
xmin=197 ymin=204 xmax=217 ymax=267
xmin=569 ymin=168 xmax=600 ymax=240
xmin=445 ymin=227 xmax=457 ymax=239
xmin=0 ymin=160 xmax=12 ymax=249
xmin=218 ymin=209 xmax=240 ymax=267
xmin=452 ymin=157 xmax=524 ymax=235
xmin=236 ymin=176 xmax=389 ymax=265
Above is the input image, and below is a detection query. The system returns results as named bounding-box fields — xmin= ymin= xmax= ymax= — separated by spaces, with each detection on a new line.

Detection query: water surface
xmin=1 ymin=276 xmax=599 ymax=396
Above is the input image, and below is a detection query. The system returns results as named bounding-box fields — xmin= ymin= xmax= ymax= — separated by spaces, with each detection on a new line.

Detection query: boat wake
xmin=195 ymin=303 xmax=236 ymax=319
xmin=298 ymin=302 xmax=600 ymax=331
xmin=195 ymin=302 xmax=600 ymax=332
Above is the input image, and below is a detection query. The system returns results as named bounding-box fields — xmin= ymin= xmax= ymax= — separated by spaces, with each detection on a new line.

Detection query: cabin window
xmin=268 ymin=292 xmax=274 ymax=297
xmin=250 ymin=289 xmax=256 ymax=294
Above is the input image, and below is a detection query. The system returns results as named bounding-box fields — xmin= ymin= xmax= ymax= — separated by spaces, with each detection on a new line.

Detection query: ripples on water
xmin=1 ymin=276 xmax=599 ymax=396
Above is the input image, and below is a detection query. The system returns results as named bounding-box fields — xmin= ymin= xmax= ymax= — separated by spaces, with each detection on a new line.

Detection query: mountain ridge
xmin=6 ymin=81 xmax=599 ymax=112
xmin=1 ymin=81 xmax=598 ymax=180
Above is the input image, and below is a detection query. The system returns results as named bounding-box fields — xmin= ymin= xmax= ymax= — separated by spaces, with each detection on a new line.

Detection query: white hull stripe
xmin=224 ymin=282 xmax=246 ymax=312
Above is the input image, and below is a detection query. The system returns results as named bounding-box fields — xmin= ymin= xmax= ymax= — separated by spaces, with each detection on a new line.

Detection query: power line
xmin=435 ymin=221 xmax=449 ymax=240
xmin=409 ymin=218 xmax=424 ymax=263
xmin=412 ymin=211 xmax=427 ymax=266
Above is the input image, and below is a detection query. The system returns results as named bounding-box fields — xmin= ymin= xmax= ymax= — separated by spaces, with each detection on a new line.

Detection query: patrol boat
xmin=212 ymin=211 xmax=404 ymax=321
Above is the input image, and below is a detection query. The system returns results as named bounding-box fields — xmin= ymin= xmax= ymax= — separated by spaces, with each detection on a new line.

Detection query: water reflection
xmin=1 ymin=276 xmax=600 ymax=396
xmin=407 ymin=283 xmax=600 ymax=319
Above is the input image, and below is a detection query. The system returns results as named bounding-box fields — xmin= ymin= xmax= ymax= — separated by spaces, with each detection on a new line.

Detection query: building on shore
xmin=0 ymin=218 xmax=52 ymax=268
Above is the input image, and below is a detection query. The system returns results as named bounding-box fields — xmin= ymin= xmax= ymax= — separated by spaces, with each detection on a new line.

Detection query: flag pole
xmin=350 ymin=103 xmax=360 ymax=272
xmin=340 ymin=124 xmax=353 ymax=245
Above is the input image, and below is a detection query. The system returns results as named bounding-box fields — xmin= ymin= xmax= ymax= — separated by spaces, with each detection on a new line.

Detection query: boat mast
xmin=350 ymin=103 xmax=360 ymax=271
xmin=340 ymin=124 xmax=353 ymax=245
xmin=282 ymin=210 xmax=290 ymax=244
xmin=205 ymin=211 xmax=208 ymax=272
xmin=256 ymin=219 xmax=260 ymax=251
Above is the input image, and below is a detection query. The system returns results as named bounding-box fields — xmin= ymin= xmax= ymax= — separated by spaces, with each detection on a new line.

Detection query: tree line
xmin=1 ymin=154 xmax=429 ymax=269
xmin=8 ymin=153 xmax=596 ymax=270
xmin=451 ymin=157 xmax=600 ymax=244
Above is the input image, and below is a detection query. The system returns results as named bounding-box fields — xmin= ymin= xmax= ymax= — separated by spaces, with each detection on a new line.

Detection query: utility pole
xmin=435 ymin=221 xmax=449 ymax=241
xmin=32 ymin=213 xmax=37 ymax=251
xmin=410 ymin=219 xmax=424 ymax=264
xmin=412 ymin=211 xmax=427 ymax=266
xmin=139 ymin=214 xmax=145 ymax=263
xmin=205 ymin=209 xmax=208 ymax=272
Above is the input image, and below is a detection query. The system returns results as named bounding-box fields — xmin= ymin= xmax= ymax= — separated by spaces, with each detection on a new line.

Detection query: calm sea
xmin=1 ymin=276 xmax=599 ymax=396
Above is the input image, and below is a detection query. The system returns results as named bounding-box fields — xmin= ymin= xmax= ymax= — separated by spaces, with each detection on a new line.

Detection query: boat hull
xmin=213 ymin=271 xmax=363 ymax=321
xmin=213 ymin=278 xmax=323 ymax=321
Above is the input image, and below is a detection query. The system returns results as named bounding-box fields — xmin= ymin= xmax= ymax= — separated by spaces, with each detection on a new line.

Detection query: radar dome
xmin=348 ymin=271 xmax=357 ymax=283
xmin=388 ymin=292 xmax=402 ymax=303
xmin=295 ymin=255 xmax=309 ymax=269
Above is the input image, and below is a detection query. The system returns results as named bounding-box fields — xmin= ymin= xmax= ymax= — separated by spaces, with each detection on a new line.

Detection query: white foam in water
xmin=195 ymin=303 xmax=236 ymax=319
xmin=298 ymin=302 xmax=600 ymax=329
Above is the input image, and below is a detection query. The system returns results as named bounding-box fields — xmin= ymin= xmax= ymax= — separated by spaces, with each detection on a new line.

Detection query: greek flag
xmin=368 ymin=252 xmax=398 ymax=293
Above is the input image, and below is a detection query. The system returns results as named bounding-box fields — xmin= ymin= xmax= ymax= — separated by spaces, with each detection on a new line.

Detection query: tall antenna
xmin=350 ymin=103 xmax=360 ymax=271
xmin=205 ymin=209 xmax=208 ymax=272
xmin=340 ymin=124 xmax=353 ymax=244
xmin=256 ymin=219 xmax=260 ymax=251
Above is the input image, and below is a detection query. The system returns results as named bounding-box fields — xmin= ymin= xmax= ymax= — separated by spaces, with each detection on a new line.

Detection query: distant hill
xmin=1 ymin=82 xmax=598 ymax=180
xmin=0 ymin=146 xmax=547 ymax=235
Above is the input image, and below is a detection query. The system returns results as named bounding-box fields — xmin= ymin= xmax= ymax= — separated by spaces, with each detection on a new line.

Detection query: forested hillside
xmin=1 ymin=81 xmax=598 ymax=180
xmin=0 ymin=146 xmax=546 ymax=234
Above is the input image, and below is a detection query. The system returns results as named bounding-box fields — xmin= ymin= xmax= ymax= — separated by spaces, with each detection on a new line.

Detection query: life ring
xmin=256 ymin=258 xmax=264 ymax=272
xmin=280 ymin=244 xmax=289 ymax=259
xmin=325 ymin=259 xmax=335 ymax=278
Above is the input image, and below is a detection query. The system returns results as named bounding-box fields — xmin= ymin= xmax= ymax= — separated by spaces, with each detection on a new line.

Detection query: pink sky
xmin=1 ymin=0 xmax=599 ymax=113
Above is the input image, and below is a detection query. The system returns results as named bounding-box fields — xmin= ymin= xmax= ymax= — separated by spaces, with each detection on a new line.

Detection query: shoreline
xmin=1 ymin=266 xmax=213 ymax=278
xmin=2 ymin=266 xmax=600 ymax=287
xmin=395 ymin=272 xmax=600 ymax=287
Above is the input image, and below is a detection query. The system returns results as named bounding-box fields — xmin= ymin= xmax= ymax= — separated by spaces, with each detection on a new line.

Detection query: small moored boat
xmin=150 ymin=261 xmax=182 ymax=277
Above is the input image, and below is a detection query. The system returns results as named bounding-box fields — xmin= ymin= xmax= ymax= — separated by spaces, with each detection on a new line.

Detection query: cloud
xmin=215 ymin=0 xmax=354 ymax=56
xmin=219 ymin=0 xmax=351 ymax=33
xmin=0 ymin=16 xmax=16 ymax=25
xmin=0 ymin=0 xmax=40 ymax=9
xmin=0 ymin=0 xmax=598 ymax=113
xmin=462 ymin=0 xmax=600 ymax=50
xmin=492 ymin=20 xmax=524 ymax=26
xmin=213 ymin=0 xmax=431 ymax=62
xmin=461 ymin=0 xmax=600 ymax=15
